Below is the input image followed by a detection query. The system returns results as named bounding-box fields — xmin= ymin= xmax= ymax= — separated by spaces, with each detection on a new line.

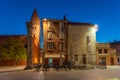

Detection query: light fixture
xmin=43 ymin=18 xmax=47 ymax=21
xmin=94 ymin=24 xmax=98 ymax=32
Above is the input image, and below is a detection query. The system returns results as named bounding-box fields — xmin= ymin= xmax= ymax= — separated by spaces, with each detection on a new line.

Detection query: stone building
xmin=68 ymin=22 xmax=96 ymax=66
xmin=96 ymin=43 xmax=117 ymax=65
xmin=1 ymin=9 xmax=118 ymax=67
xmin=42 ymin=18 xmax=97 ymax=66
xmin=25 ymin=8 xmax=98 ymax=67
xmin=25 ymin=9 xmax=41 ymax=69
xmin=42 ymin=18 xmax=68 ymax=66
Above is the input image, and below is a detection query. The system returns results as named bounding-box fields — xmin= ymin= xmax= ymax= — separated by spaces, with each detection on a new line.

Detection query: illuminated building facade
xmin=26 ymin=9 xmax=97 ymax=67
xmin=68 ymin=22 xmax=96 ymax=66
xmin=42 ymin=19 xmax=97 ymax=66
xmin=42 ymin=18 xmax=68 ymax=66
xmin=26 ymin=9 xmax=41 ymax=69
xmin=16 ymin=9 xmax=117 ymax=68
xmin=96 ymin=43 xmax=117 ymax=65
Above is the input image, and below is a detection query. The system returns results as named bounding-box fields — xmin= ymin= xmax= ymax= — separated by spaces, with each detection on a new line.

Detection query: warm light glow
xmin=95 ymin=24 xmax=98 ymax=32
xmin=45 ymin=54 xmax=65 ymax=58
xmin=43 ymin=18 xmax=47 ymax=21
xmin=34 ymin=57 xmax=37 ymax=63
xmin=40 ymin=58 xmax=42 ymax=64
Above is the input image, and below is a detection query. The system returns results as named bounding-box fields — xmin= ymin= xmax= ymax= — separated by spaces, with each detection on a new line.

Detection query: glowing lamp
xmin=43 ymin=18 xmax=47 ymax=21
xmin=94 ymin=24 xmax=98 ymax=32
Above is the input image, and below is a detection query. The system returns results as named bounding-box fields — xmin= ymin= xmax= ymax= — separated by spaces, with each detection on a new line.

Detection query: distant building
xmin=96 ymin=43 xmax=117 ymax=65
xmin=110 ymin=41 xmax=120 ymax=65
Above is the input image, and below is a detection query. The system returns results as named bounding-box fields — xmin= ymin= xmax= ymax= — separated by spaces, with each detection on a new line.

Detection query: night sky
xmin=0 ymin=0 xmax=120 ymax=42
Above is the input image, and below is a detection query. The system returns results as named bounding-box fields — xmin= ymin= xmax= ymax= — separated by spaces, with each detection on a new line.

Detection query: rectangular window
xmin=98 ymin=49 xmax=102 ymax=54
xmin=59 ymin=22 xmax=64 ymax=40
xmin=48 ymin=32 xmax=54 ymax=40
xmin=74 ymin=54 xmax=78 ymax=61
xmin=47 ymin=42 xmax=54 ymax=50
xmin=59 ymin=32 xmax=64 ymax=40
xmin=86 ymin=36 xmax=90 ymax=44
xmin=104 ymin=49 xmax=108 ymax=54
xmin=48 ymin=22 xmax=52 ymax=29
xmin=59 ymin=43 xmax=64 ymax=50
xmin=59 ymin=22 xmax=64 ymax=32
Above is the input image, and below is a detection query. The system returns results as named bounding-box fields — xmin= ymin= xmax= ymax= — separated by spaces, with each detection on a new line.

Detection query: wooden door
xmin=82 ymin=55 xmax=86 ymax=64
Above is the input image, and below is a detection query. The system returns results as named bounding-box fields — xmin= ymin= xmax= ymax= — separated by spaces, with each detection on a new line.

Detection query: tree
xmin=0 ymin=37 xmax=27 ymax=66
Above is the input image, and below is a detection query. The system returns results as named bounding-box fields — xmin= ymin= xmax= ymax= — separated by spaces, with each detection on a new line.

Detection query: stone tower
xmin=25 ymin=9 xmax=40 ymax=69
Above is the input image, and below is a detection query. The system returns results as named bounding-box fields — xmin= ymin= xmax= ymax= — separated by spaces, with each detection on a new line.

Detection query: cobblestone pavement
xmin=0 ymin=68 xmax=120 ymax=80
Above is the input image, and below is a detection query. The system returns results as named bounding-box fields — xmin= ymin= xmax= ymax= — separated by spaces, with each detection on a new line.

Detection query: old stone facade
xmin=68 ymin=22 xmax=96 ymax=66
xmin=42 ymin=19 xmax=97 ymax=66
xmin=26 ymin=9 xmax=41 ymax=69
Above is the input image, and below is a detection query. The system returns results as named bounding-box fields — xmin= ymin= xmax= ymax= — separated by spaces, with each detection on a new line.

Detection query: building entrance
xmin=99 ymin=57 xmax=106 ymax=65
xmin=111 ymin=57 xmax=114 ymax=65
xmin=82 ymin=54 xmax=86 ymax=64
xmin=48 ymin=58 xmax=53 ymax=67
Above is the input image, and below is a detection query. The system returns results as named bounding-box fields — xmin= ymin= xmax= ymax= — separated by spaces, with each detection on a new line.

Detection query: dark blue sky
xmin=0 ymin=0 xmax=120 ymax=42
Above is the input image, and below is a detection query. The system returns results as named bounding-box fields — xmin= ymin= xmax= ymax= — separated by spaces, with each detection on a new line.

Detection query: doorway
xmin=82 ymin=54 xmax=86 ymax=64
xmin=111 ymin=57 xmax=114 ymax=65
xmin=48 ymin=58 xmax=53 ymax=67
xmin=102 ymin=58 xmax=106 ymax=65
